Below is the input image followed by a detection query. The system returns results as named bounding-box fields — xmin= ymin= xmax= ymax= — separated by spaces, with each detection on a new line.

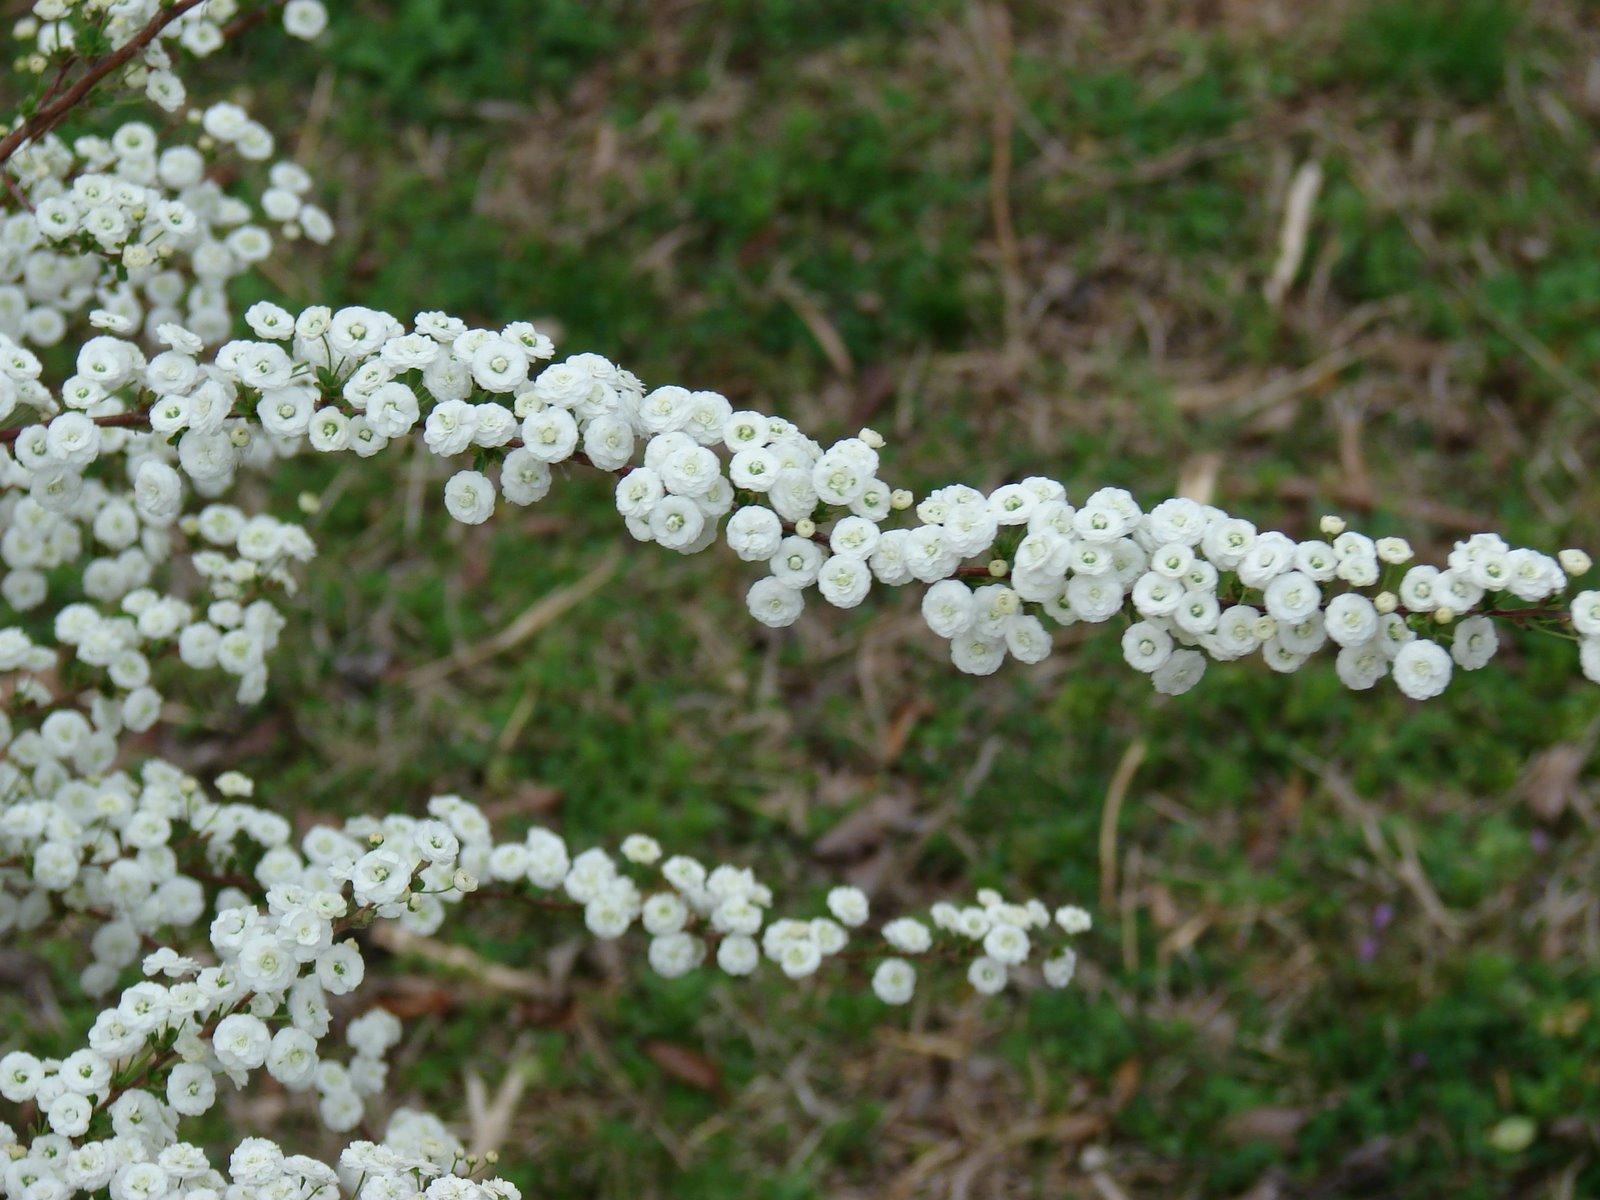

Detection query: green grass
xmin=10 ymin=0 xmax=1600 ymax=1195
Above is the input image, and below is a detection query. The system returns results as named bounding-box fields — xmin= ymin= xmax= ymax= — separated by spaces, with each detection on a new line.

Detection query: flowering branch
xmin=0 ymin=0 xmax=212 ymax=167
xmin=0 ymin=0 xmax=1595 ymax=1194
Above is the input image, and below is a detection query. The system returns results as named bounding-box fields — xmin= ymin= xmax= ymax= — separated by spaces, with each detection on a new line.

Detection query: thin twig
xmin=0 ymin=0 xmax=212 ymax=167
xmin=0 ymin=410 xmax=146 ymax=444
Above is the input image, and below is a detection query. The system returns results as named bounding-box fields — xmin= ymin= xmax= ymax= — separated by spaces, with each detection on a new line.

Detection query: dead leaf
xmin=814 ymin=792 xmax=915 ymax=860
xmin=644 ymin=1041 xmax=722 ymax=1094
xmin=1146 ymin=883 xmax=1180 ymax=930
xmin=482 ymin=784 xmax=563 ymax=822
xmin=1108 ymin=1057 xmax=1142 ymax=1113
xmin=1177 ymin=453 xmax=1220 ymax=505
xmin=465 ymin=1060 xmax=530 ymax=1157
xmin=1518 ymin=743 xmax=1588 ymax=822
xmin=877 ymin=1027 xmax=972 ymax=1060
xmin=1224 ymin=1106 xmax=1307 ymax=1146
xmin=371 ymin=977 xmax=459 ymax=1020
xmin=369 ymin=923 xmax=553 ymax=996
xmin=877 ymin=697 xmax=933 ymax=765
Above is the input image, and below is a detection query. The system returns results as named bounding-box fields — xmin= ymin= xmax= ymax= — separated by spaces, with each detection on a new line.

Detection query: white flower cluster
xmin=15 ymin=0 xmax=330 ymax=106
xmin=2 ymin=111 xmax=329 ymax=356
xmin=5 ymin=298 xmax=1590 ymax=710
xmin=0 ymin=763 xmax=1089 ymax=1198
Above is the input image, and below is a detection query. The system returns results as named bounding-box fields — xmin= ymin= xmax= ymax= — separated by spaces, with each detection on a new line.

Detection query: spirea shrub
xmin=0 ymin=2 xmax=1593 ymax=1197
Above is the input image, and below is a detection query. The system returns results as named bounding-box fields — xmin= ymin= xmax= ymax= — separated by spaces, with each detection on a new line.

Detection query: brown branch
xmin=221 ymin=1 xmax=283 ymax=44
xmin=0 ymin=410 xmax=146 ymax=444
xmin=0 ymin=0 xmax=212 ymax=167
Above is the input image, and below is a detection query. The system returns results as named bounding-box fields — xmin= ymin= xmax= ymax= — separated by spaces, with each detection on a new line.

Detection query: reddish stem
xmin=0 ymin=410 xmax=146 ymax=444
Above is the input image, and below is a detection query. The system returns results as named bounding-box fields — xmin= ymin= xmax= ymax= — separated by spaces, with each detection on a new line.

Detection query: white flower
xmin=47 ymin=1090 xmax=92 ymax=1135
xmin=1559 ymin=549 xmax=1591 ymax=576
xmin=747 ymin=577 xmax=804 ymax=628
xmin=817 ymin=554 xmax=871 ymax=608
xmin=1336 ymin=641 xmax=1387 ymax=690
xmin=1451 ymin=615 xmax=1497 ymax=670
xmin=775 ymin=937 xmax=822 ymax=979
xmin=621 ymin=834 xmax=662 ymax=865
xmin=1042 ymin=949 xmax=1077 ymax=988
xmin=134 ymin=460 xmax=183 ymax=525
xmin=584 ymin=892 xmax=635 ymax=939
xmin=615 ymin=468 xmax=664 ymax=519
xmin=706 ymin=412 xmax=763 ymax=456
xmin=213 ymin=1013 xmax=271 ymax=1071
xmin=0 ymin=1052 xmax=42 ymax=1102
xmin=424 ymin=400 xmax=479 ymax=456
xmin=1120 ymin=621 xmax=1172 ymax=673
xmin=921 ymin=579 xmax=974 ymax=639
xmin=502 ymin=448 xmax=553 ymax=505
xmin=648 ymin=932 xmax=704 ymax=978
xmin=308 ymin=407 xmax=352 ymax=451
xmin=829 ymin=515 xmax=881 ymax=558
xmin=826 ymin=886 xmax=869 ymax=928
xmin=1151 ymin=649 xmax=1205 ymax=695
xmin=167 ymin=1062 xmax=217 ymax=1115
xmin=1582 ymin=638 xmax=1600 ymax=684
xmin=982 ymin=922 xmax=1030 ymax=966
xmin=871 ymin=959 xmax=916 ymax=1005
xmin=717 ymin=934 xmax=760 ymax=976
xmin=352 ymin=848 xmax=413 ymax=905
xmin=649 ymin=496 xmax=706 ymax=551
xmin=659 ymin=445 xmax=720 ymax=497
xmin=951 ymin=634 xmax=1006 ymax=676
xmin=443 ymin=470 xmax=495 ymax=525
xmin=1005 ymin=615 xmax=1052 ymax=664
xmin=769 ymin=536 xmax=824 ymax=588
xmin=1263 ymin=571 xmax=1320 ymax=623
xmin=263 ymin=1027 xmax=318 ymax=1089
xmin=583 ymin=413 xmax=634 ymax=469
xmin=367 ymin=382 xmax=420 ymax=437
xmin=1398 ymin=565 xmax=1441 ymax=612
xmin=1066 ymin=574 xmax=1123 ymax=623
xmin=1571 ymin=591 xmax=1600 ymax=638
xmin=730 ymin=447 xmax=780 ymax=491
xmin=1325 ymin=593 xmax=1379 ymax=647
xmin=874 ymin=921 xmax=929 ymax=958
xmin=726 ymin=505 xmax=783 ymax=561
xmin=1054 ymin=906 xmax=1091 ymax=934
xmin=1392 ymin=639 xmax=1452 ymax=700
xmin=317 ymin=941 xmax=365 ymax=994
xmin=966 ymin=955 xmax=1007 ymax=995
xmin=238 ymin=933 xmax=297 ymax=992
xmin=469 ymin=337 xmax=529 ymax=393
xmin=642 ymin=892 xmax=687 ymax=936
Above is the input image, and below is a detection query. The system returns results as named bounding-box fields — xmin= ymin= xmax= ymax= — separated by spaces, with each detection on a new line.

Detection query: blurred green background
xmin=17 ymin=0 xmax=1600 ymax=1195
